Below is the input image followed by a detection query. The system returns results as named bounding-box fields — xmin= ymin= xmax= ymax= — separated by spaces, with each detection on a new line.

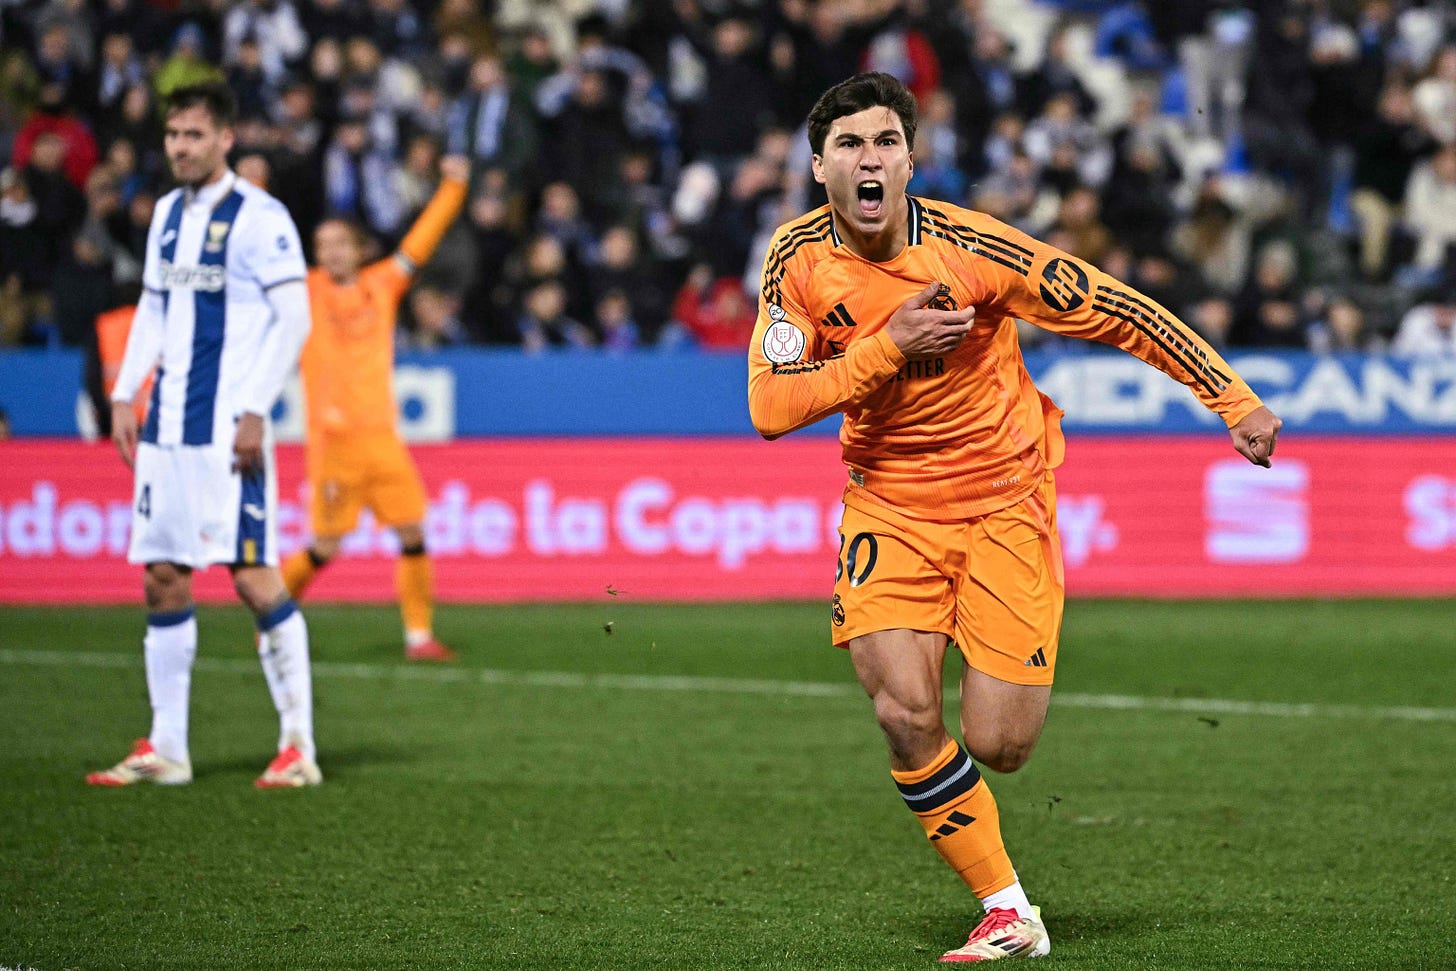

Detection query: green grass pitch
xmin=2 ymin=600 xmax=1454 ymax=970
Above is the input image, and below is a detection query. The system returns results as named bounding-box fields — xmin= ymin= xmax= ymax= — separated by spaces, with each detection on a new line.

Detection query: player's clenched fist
xmin=885 ymin=281 xmax=975 ymax=360
xmin=439 ymin=155 xmax=470 ymax=183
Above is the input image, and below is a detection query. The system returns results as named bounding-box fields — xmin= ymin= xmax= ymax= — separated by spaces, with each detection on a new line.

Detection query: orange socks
xmin=892 ymin=740 xmax=1017 ymax=897
xmin=396 ymin=549 xmax=433 ymax=642
xmin=281 ymin=548 xmax=323 ymax=599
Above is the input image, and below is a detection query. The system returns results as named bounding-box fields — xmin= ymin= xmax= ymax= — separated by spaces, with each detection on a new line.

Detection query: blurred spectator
xmin=302 ymin=0 xmax=367 ymax=44
xmin=96 ymin=32 xmax=144 ymax=115
xmin=154 ymin=23 xmax=224 ymax=97
xmin=365 ymin=0 xmax=433 ymax=61
xmin=19 ymin=133 xmax=85 ymax=289
xmin=1307 ymin=293 xmax=1381 ymax=355
xmin=1019 ymin=25 xmax=1098 ymax=120
xmin=404 ymin=283 xmax=469 ymax=349
xmin=1400 ymin=144 xmax=1456 ymax=285
xmin=237 ymin=152 xmax=272 ymax=190
xmin=31 ymin=17 xmax=92 ymax=101
xmin=1411 ymin=43 xmax=1456 ymax=145
xmin=1231 ymin=240 xmax=1306 ymax=348
xmin=0 ymin=165 xmax=45 ymax=345
xmin=12 ymin=82 xmax=98 ymax=189
xmin=503 ymin=23 xmax=561 ymax=105
xmin=1188 ymin=295 xmax=1235 ymax=349
xmin=228 ymin=37 xmax=277 ymax=122
xmin=907 ymin=88 xmax=966 ymax=204
xmin=585 ymin=223 xmax=668 ymax=339
xmin=1351 ymin=84 xmax=1437 ymax=281
xmin=670 ymin=266 xmax=755 ymax=351
xmin=517 ymin=279 xmax=593 ymax=352
xmin=1392 ymin=286 xmax=1456 ymax=355
xmin=49 ymin=224 xmax=113 ymax=348
xmin=462 ymin=188 xmax=522 ymax=343
xmin=446 ymin=53 xmax=539 ymax=188
xmin=594 ymin=288 xmax=640 ymax=352
xmin=1049 ymin=185 xmax=1112 ymax=265
xmin=538 ymin=67 xmax=634 ymax=220
xmin=675 ymin=12 xmax=778 ymax=167
xmin=1024 ymin=92 xmax=1112 ymax=191
xmin=322 ymin=113 xmax=402 ymax=240
xmin=1172 ymin=183 xmax=1250 ymax=296
xmin=535 ymin=180 xmax=596 ymax=265
xmin=1241 ymin=8 xmax=1326 ymax=220
xmin=223 ymin=0 xmax=308 ymax=83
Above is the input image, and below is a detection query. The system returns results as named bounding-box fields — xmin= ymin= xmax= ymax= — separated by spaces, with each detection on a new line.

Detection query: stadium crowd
xmin=2 ymin=0 xmax=1455 ymax=361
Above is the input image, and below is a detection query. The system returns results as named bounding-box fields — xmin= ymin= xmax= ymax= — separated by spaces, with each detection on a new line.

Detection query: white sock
xmin=981 ymin=874 xmax=1036 ymax=920
xmin=256 ymin=599 xmax=316 ymax=763
xmin=405 ymin=628 xmax=432 ymax=648
xmin=144 ymin=608 xmax=197 ymax=765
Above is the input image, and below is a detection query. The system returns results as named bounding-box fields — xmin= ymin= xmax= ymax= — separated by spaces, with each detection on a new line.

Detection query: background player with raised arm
xmin=748 ymin=73 xmax=1282 ymax=963
xmin=90 ymin=82 xmax=321 ymax=790
xmin=277 ymin=156 xmax=469 ymax=662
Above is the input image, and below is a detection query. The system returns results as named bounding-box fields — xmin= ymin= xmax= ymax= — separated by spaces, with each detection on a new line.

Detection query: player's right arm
xmin=111 ymin=210 xmax=172 ymax=467
xmin=748 ymin=275 xmax=973 ymax=439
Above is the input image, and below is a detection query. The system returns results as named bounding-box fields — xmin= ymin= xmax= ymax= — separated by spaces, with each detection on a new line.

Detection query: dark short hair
xmin=163 ymin=81 xmax=237 ymax=130
xmin=807 ymin=72 xmax=917 ymax=156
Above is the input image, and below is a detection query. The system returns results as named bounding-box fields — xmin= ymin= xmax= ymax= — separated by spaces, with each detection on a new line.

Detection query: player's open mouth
xmin=857 ymin=180 xmax=884 ymax=218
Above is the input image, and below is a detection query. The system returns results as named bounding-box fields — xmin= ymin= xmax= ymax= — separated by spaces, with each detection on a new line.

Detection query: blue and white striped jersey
xmin=137 ymin=171 xmax=306 ymax=447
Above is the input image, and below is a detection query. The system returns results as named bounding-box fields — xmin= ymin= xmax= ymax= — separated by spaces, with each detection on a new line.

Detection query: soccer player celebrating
xmin=90 ymin=82 xmax=320 ymax=789
xmin=748 ymin=73 xmax=1282 ymax=962
xmin=276 ymin=155 xmax=469 ymax=662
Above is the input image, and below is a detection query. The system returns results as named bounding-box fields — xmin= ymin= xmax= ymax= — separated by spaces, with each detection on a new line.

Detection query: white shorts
xmin=128 ymin=441 xmax=280 ymax=568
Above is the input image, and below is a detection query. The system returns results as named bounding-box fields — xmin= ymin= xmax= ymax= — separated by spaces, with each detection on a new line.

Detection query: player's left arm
xmin=982 ymin=224 xmax=1282 ymax=466
xmin=234 ymin=204 xmax=311 ymax=473
xmin=390 ymin=156 xmax=469 ymax=283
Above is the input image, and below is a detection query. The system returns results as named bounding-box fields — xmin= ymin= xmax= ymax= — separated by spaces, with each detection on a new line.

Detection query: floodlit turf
xmin=2 ymin=600 xmax=1454 ymax=970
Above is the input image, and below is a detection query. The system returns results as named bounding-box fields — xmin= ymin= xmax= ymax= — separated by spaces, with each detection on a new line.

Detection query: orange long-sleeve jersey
xmin=301 ymin=177 xmax=467 ymax=436
xmin=748 ymin=198 xmax=1264 ymax=520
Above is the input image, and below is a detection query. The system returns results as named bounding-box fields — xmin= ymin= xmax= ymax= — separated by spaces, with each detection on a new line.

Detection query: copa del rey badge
xmin=762 ymin=305 xmax=806 ymax=364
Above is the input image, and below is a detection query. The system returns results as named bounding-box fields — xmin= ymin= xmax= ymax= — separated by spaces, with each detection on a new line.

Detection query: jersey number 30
xmin=836 ymin=532 xmax=879 ymax=587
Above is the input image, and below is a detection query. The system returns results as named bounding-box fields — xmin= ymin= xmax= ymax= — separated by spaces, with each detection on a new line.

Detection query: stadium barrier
xmin=1 ymin=436 xmax=1453 ymax=603
xmin=2 ymin=348 xmax=1455 ymax=437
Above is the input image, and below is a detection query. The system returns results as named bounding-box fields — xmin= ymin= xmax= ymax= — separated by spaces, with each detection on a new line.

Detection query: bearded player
xmin=278 ymin=155 xmax=468 ymax=661
xmin=748 ymin=73 xmax=1281 ymax=962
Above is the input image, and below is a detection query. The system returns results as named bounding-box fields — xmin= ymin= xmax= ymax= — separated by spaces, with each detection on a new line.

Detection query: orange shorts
xmin=307 ymin=431 xmax=427 ymax=538
xmin=831 ymin=472 xmax=1065 ymax=686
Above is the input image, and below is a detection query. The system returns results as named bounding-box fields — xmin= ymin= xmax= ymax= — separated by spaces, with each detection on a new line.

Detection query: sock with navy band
xmin=144 ymin=607 xmax=197 ymax=764
xmin=256 ymin=598 xmax=316 ymax=762
xmin=891 ymin=739 xmax=1021 ymax=903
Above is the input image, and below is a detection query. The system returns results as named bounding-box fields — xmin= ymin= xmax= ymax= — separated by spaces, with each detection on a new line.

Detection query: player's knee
xmin=394 ymin=524 xmax=425 ymax=555
xmin=231 ymin=569 xmax=284 ymax=613
xmin=965 ymin=730 xmax=1038 ymax=774
xmin=873 ymin=693 xmax=943 ymax=752
xmin=144 ymin=563 xmax=191 ymax=611
xmin=311 ymin=537 xmax=340 ymax=563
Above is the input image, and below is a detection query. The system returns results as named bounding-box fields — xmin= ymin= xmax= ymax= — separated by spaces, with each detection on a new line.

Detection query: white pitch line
xmin=3 ymin=648 xmax=1455 ymax=722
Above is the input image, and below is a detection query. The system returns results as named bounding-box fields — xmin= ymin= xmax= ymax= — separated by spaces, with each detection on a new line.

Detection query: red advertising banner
xmin=1 ymin=437 xmax=1453 ymax=604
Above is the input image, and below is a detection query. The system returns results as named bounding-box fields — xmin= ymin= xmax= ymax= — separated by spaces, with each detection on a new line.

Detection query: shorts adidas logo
xmin=1024 ymin=647 xmax=1048 ymax=668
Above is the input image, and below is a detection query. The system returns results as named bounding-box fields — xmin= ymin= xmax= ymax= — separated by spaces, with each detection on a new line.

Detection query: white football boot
xmin=86 ymin=738 xmax=192 ymax=786
xmin=940 ymin=906 xmax=1051 ymax=962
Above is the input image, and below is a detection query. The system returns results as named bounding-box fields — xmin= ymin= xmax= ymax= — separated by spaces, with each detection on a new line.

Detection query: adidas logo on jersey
xmin=1024 ymin=647 xmax=1048 ymax=668
xmin=821 ymin=302 xmax=857 ymax=329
